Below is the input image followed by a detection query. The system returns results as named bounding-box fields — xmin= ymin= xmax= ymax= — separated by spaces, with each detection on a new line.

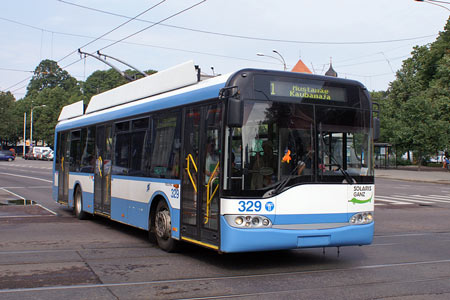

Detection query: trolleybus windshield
xmin=224 ymin=100 xmax=373 ymax=197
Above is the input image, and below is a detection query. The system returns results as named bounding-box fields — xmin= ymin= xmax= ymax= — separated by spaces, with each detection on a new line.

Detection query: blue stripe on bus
xmin=56 ymin=82 xmax=226 ymax=131
xmin=273 ymin=213 xmax=350 ymax=224
xmin=220 ymin=216 xmax=374 ymax=253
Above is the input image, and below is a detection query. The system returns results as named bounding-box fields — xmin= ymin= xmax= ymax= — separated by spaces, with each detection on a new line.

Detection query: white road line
xmin=0 ymin=172 xmax=52 ymax=183
xmin=428 ymin=194 xmax=450 ymax=200
xmin=390 ymin=195 xmax=433 ymax=204
xmin=0 ymin=188 xmax=25 ymax=201
xmin=376 ymin=195 xmax=432 ymax=204
xmin=374 ymin=197 xmax=410 ymax=205
xmin=409 ymin=195 xmax=450 ymax=203
xmin=0 ymin=186 xmax=51 ymax=189
xmin=36 ymin=204 xmax=57 ymax=215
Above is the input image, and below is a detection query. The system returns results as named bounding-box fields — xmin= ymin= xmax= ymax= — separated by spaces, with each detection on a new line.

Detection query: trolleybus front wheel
xmin=155 ymin=200 xmax=178 ymax=252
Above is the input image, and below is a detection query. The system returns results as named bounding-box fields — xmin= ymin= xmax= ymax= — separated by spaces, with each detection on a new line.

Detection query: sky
xmin=1 ymin=0 xmax=449 ymax=100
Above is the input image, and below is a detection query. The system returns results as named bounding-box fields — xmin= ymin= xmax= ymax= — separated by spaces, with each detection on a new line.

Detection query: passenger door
xmin=57 ymin=132 xmax=69 ymax=204
xmin=94 ymin=125 xmax=112 ymax=215
xmin=181 ymin=103 xmax=222 ymax=247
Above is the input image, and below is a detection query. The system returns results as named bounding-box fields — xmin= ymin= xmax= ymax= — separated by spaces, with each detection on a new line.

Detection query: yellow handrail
xmin=204 ymin=162 xmax=219 ymax=224
xmin=97 ymin=156 xmax=103 ymax=177
xmin=185 ymin=154 xmax=198 ymax=193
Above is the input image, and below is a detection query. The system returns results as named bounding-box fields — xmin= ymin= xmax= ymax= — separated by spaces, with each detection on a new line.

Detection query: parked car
xmin=41 ymin=150 xmax=54 ymax=161
xmin=24 ymin=146 xmax=52 ymax=160
xmin=0 ymin=150 xmax=15 ymax=161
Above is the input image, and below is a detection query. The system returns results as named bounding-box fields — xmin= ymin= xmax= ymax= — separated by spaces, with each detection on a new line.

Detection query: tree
xmin=26 ymin=59 xmax=78 ymax=97
xmin=381 ymin=17 xmax=450 ymax=165
xmin=0 ymin=92 xmax=21 ymax=147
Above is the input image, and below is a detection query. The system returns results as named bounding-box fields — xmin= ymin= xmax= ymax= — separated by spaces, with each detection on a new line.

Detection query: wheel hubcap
xmin=155 ymin=209 xmax=171 ymax=240
xmin=76 ymin=193 xmax=81 ymax=214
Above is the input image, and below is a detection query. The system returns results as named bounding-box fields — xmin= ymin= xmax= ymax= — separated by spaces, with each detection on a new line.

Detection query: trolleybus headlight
xmin=350 ymin=212 xmax=374 ymax=225
xmin=226 ymin=215 xmax=272 ymax=228
xmin=252 ymin=217 xmax=260 ymax=226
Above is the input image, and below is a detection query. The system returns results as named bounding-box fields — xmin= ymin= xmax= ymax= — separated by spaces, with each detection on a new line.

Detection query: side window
xmin=80 ymin=126 xmax=96 ymax=173
xmin=113 ymin=121 xmax=131 ymax=175
xmin=69 ymin=130 xmax=81 ymax=172
xmin=112 ymin=117 xmax=150 ymax=177
xmin=150 ymin=111 xmax=181 ymax=178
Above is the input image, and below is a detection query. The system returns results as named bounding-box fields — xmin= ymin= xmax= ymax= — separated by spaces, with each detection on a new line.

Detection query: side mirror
xmin=373 ymin=117 xmax=380 ymax=141
xmin=227 ymin=98 xmax=243 ymax=127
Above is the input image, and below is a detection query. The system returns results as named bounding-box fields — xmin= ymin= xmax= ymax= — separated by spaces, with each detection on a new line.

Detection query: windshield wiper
xmin=263 ymin=160 xmax=303 ymax=198
xmin=319 ymin=135 xmax=355 ymax=184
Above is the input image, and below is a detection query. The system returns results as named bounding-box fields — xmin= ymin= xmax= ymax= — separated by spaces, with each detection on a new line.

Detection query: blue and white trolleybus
xmin=53 ymin=61 xmax=376 ymax=253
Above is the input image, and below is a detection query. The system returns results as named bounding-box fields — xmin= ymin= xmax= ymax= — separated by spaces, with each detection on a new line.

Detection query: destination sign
xmin=270 ymin=81 xmax=347 ymax=102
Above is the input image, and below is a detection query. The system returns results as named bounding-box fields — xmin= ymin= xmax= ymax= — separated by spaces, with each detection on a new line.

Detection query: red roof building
xmin=291 ymin=59 xmax=312 ymax=74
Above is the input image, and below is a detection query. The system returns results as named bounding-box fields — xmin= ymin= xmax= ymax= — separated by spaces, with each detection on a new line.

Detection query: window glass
xmin=129 ymin=131 xmax=147 ymax=176
xmin=150 ymin=112 xmax=181 ymax=178
xmin=69 ymin=130 xmax=81 ymax=172
xmin=113 ymin=133 xmax=130 ymax=175
xmin=80 ymin=126 xmax=96 ymax=173
xmin=115 ymin=121 xmax=129 ymax=132
xmin=132 ymin=118 xmax=149 ymax=130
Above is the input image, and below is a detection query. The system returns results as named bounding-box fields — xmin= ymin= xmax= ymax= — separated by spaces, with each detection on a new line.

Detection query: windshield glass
xmin=224 ymin=101 xmax=373 ymax=197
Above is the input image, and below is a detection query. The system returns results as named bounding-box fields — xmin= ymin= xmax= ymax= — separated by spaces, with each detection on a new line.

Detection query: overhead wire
xmin=57 ymin=0 xmax=438 ymax=45
xmin=2 ymin=1 xmax=168 ymax=94
xmin=57 ymin=0 xmax=167 ymax=63
xmin=96 ymin=0 xmax=207 ymax=52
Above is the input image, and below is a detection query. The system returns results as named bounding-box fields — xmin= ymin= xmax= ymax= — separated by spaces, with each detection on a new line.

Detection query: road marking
xmin=375 ymin=197 xmax=410 ymax=205
xmin=36 ymin=204 xmax=57 ymax=215
xmin=0 ymin=186 xmax=51 ymax=189
xmin=388 ymin=195 xmax=433 ymax=204
xmin=0 ymin=188 xmax=57 ymax=216
xmin=0 ymin=188 xmax=25 ymax=201
xmin=1 ymin=258 xmax=450 ymax=294
xmin=375 ymin=194 xmax=450 ymax=205
xmin=0 ymin=172 xmax=52 ymax=183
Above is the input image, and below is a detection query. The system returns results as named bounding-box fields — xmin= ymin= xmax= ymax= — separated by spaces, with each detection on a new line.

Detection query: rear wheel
xmin=74 ymin=187 xmax=88 ymax=220
xmin=154 ymin=200 xmax=178 ymax=252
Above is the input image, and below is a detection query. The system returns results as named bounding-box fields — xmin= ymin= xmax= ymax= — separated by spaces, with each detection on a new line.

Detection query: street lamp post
xmin=23 ymin=112 xmax=26 ymax=157
xmin=414 ymin=0 xmax=450 ymax=11
xmin=257 ymin=49 xmax=287 ymax=71
xmin=30 ymin=105 xmax=46 ymax=147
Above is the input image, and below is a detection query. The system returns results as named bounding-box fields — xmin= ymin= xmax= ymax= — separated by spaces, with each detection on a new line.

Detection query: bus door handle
xmin=97 ymin=156 xmax=103 ymax=177
xmin=204 ymin=162 xmax=219 ymax=224
xmin=185 ymin=154 xmax=198 ymax=193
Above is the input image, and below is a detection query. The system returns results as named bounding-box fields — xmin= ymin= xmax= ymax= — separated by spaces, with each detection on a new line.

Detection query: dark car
xmin=0 ymin=150 xmax=15 ymax=162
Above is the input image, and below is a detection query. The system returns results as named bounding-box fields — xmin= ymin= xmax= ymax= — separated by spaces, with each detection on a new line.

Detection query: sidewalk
xmin=375 ymin=166 xmax=450 ymax=184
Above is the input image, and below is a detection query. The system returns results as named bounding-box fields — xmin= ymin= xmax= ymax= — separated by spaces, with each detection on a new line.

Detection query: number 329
xmin=238 ymin=200 xmax=261 ymax=212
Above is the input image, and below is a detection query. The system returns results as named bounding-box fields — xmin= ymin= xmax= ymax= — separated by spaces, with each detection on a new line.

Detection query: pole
xmin=30 ymin=108 xmax=33 ymax=147
xmin=272 ymin=50 xmax=287 ymax=71
xmin=23 ymin=112 xmax=26 ymax=157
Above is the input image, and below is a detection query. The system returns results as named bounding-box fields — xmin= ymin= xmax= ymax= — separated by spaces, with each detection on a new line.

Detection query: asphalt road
xmin=0 ymin=159 xmax=449 ymax=299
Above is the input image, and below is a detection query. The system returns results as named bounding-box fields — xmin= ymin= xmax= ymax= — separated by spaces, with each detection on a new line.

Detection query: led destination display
xmin=270 ymin=81 xmax=347 ymax=102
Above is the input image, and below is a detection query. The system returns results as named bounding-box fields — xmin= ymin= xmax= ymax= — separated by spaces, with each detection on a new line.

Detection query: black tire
xmin=154 ymin=200 xmax=178 ymax=252
xmin=74 ymin=187 xmax=88 ymax=220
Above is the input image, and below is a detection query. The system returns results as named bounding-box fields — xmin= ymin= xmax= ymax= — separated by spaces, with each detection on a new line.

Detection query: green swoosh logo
xmin=349 ymin=196 xmax=372 ymax=204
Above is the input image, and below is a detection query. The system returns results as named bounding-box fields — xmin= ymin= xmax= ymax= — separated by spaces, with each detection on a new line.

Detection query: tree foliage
xmin=377 ymin=17 xmax=450 ymax=165
xmin=0 ymin=58 xmax=157 ymax=149
xmin=26 ymin=59 xmax=78 ymax=97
